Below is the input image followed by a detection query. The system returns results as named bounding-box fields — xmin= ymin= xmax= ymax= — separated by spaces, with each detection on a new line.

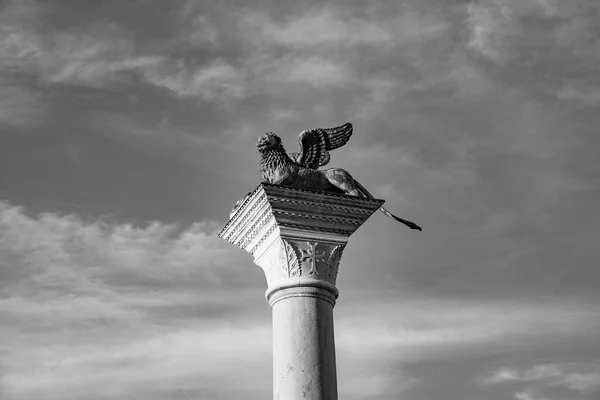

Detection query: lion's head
xmin=257 ymin=132 xmax=283 ymax=151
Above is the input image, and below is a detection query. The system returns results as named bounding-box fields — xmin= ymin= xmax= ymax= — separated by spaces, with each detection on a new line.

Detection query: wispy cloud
xmin=0 ymin=0 xmax=460 ymax=120
xmin=514 ymin=389 xmax=551 ymax=400
xmin=3 ymin=323 xmax=272 ymax=400
xmin=238 ymin=5 xmax=448 ymax=49
xmin=482 ymin=363 xmax=600 ymax=399
xmin=483 ymin=365 xmax=564 ymax=385
xmin=0 ymin=79 xmax=43 ymax=128
xmin=176 ymin=2 xmax=453 ymax=117
xmin=0 ymin=201 xmax=267 ymax=399
xmin=345 ymin=143 xmax=418 ymax=168
xmin=337 ymin=299 xmax=600 ymax=363
xmin=274 ymin=56 xmax=351 ymax=88
xmin=142 ymin=59 xmax=247 ymax=102
xmin=558 ymin=84 xmax=600 ymax=106
xmin=0 ymin=2 xmax=244 ymax=105
xmin=0 ymin=202 xmax=248 ymax=292
xmin=239 ymin=8 xmax=392 ymax=48
xmin=0 ymin=10 xmax=159 ymax=87
xmin=183 ymin=14 xmax=220 ymax=47
xmin=339 ymin=369 xmax=419 ymax=398
xmin=465 ymin=0 xmax=600 ymax=106
xmin=466 ymin=0 xmax=520 ymax=63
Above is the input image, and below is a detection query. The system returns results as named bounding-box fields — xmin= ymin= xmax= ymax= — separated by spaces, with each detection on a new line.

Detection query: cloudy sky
xmin=1 ymin=0 xmax=599 ymax=399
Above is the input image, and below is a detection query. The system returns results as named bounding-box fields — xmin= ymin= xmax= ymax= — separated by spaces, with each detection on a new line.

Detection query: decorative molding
xmin=268 ymin=196 xmax=377 ymax=215
xmin=276 ymin=222 xmax=350 ymax=235
xmin=250 ymin=224 xmax=277 ymax=255
xmin=260 ymin=182 xmax=383 ymax=204
xmin=220 ymin=187 xmax=261 ymax=234
xmin=218 ymin=184 xmax=384 ymax=251
xmin=272 ymin=210 xmax=363 ymax=225
xmin=224 ymin=193 xmax=267 ymax=243
xmin=237 ymin=207 xmax=272 ymax=249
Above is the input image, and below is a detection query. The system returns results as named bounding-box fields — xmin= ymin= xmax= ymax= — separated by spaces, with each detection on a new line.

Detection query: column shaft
xmin=270 ymin=287 xmax=338 ymax=400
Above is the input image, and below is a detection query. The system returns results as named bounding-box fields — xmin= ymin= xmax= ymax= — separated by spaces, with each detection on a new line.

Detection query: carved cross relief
xmin=298 ymin=242 xmax=328 ymax=277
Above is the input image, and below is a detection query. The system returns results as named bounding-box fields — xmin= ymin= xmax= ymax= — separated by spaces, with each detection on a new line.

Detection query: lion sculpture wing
xmin=278 ymin=122 xmax=422 ymax=231
xmin=289 ymin=122 xmax=353 ymax=169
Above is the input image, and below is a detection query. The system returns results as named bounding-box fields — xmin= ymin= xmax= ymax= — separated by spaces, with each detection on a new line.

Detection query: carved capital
xmin=218 ymin=184 xmax=383 ymax=302
xmin=254 ymin=237 xmax=346 ymax=289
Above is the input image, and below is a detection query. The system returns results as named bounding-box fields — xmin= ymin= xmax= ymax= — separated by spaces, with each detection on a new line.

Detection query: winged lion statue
xmin=256 ymin=122 xmax=422 ymax=231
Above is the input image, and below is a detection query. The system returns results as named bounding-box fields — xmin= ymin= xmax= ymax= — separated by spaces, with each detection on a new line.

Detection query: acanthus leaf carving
xmin=326 ymin=245 xmax=345 ymax=282
xmin=280 ymin=239 xmax=301 ymax=279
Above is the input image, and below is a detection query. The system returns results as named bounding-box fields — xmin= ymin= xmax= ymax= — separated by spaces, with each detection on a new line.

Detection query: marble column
xmin=218 ymin=183 xmax=383 ymax=400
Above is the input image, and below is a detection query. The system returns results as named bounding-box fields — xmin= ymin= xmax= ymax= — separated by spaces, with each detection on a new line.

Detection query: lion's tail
xmin=353 ymin=179 xmax=422 ymax=231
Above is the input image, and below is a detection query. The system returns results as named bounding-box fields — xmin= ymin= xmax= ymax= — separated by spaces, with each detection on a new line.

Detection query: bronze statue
xmin=257 ymin=122 xmax=422 ymax=231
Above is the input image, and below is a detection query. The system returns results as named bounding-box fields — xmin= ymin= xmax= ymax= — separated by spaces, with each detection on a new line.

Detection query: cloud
xmin=0 ymin=200 xmax=262 ymax=332
xmin=45 ymin=48 xmax=162 ymax=87
xmin=0 ymin=200 xmax=270 ymax=399
xmin=0 ymin=2 xmax=244 ymax=105
xmin=558 ymin=84 xmax=600 ymax=106
xmin=274 ymin=56 xmax=351 ymax=88
xmin=553 ymin=371 xmax=600 ymax=393
xmin=483 ymin=365 xmax=564 ymax=385
xmin=465 ymin=0 xmax=600 ymax=104
xmin=184 ymin=14 xmax=219 ymax=46
xmin=0 ymin=8 xmax=160 ymax=87
xmin=339 ymin=369 xmax=419 ymax=398
xmin=465 ymin=0 xmax=576 ymax=64
xmin=168 ymin=2 xmax=454 ymax=117
xmin=3 ymin=324 xmax=272 ymax=400
xmin=240 ymin=8 xmax=392 ymax=48
xmin=0 ymin=0 xmax=465 ymax=120
xmin=482 ymin=363 xmax=600 ymax=397
xmin=0 ymin=28 xmax=41 ymax=70
xmin=466 ymin=0 xmax=519 ymax=63
xmin=238 ymin=5 xmax=448 ymax=49
xmin=514 ymin=389 xmax=551 ymax=400
xmin=142 ymin=59 xmax=247 ymax=102
xmin=341 ymin=299 xmax=600 ymax=358
xmin=0 ymin=79 xmax=43 ymax=128
xmin=0 ymin=202 xmax=251 ymax=292
xmin=345 ymin=143 xmax=418 ymax=168
xmin=333 ymin=298 xmax=600 ymax=400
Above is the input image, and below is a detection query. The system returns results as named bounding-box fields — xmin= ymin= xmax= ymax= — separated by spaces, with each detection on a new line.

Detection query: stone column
xmin=218 ymin=184 xmax=383 ymax=400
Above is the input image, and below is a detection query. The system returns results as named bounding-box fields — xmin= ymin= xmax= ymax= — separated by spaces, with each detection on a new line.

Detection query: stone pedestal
xmin=218 ymin=184 xmax=383 ymax=400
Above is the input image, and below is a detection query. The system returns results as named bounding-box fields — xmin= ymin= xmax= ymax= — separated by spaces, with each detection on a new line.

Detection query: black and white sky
xmin=1 ymin=0 xmax=599 ymax=399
